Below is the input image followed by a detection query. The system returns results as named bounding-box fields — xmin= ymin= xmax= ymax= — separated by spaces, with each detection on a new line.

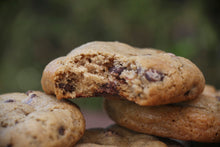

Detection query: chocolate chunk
xmin=184 ymin=90 xmax=190 ymax=96
xmin=58 ymin=83 xmax=75 ymax=92
xmin=25 ymin=90 xmax=33 ymax=96
xmin=216 ymin=96 xmax=220 ymax=101
xmin=109 ymin=66 xmax=126 ymax=76
xmin=145 ymin=69 xmax=164 ymax=82
xmin=58 ymin=126 xmax=65 ymax=135
xmin=64 ymin=84 xmax=75 ymax=92
xmin=4 ymin=99 xmax=15 ymax=103
xmin=58 ymin=83 xmax=65 ymax=89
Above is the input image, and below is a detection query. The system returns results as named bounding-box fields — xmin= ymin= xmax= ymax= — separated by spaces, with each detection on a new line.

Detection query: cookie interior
xmin=54 ymin=53 xmax=163 ymax=103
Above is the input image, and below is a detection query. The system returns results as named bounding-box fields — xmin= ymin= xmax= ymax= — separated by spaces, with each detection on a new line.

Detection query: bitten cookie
xmin=0 ymin=91 xmax=85 ymax=147
xmin=41 ymin=41 xmax=205 ymax=106
xmin=75 ymin=124 xmax=184 ymax=147
xmin=104 ymin=85 xmax=220 ymax=142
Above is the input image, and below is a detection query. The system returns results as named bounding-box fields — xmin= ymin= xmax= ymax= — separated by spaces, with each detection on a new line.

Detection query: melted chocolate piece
xmin=58 ymin=83 xmax=65 ymax=89
xmin=4 ymin=99 xmax=15 ymax=103
xmin=64 ymin=84 xmax=75 ymax=92
xmin=58 ymin=83 xmax=75 ymax=92
xmin=145 ymin=69 xmax=164 ymax=82
xmin=109 ymin=66 xmax=126 ymax=76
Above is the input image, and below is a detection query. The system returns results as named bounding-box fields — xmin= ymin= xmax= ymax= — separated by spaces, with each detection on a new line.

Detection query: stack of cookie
xmin=1 ymin=41 xmax=219 ymax=147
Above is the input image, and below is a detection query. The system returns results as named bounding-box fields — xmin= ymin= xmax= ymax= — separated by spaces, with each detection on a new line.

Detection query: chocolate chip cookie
xmin=75 ymin=124 xmax=184 ymax=147
xmin=0 ymin=91 xmax=85 ymax=147
xmin=41 ymin=41 xmax=205 ymax=106
xmin=104 ymin=85 xmax=220 ymax=142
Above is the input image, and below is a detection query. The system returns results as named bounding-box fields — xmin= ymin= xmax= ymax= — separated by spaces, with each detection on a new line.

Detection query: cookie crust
xmin=41 ymin=41 xmax=205 ymax=106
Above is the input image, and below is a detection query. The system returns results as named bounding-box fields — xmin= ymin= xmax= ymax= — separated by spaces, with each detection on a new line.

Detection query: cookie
xmin=41 ymin=41 xmax=205 ymax=106
xmin=104 ymin=85 xmax=220 ymax=142
xmin=75 ymin=124 xmax=185 ymax=147
xmin=0 ymin=91 xmax=85 ymax=147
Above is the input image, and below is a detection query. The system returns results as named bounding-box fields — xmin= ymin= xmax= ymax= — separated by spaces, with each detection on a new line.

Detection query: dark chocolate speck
xmin=58 ymin=126 xmax=65 ymax=135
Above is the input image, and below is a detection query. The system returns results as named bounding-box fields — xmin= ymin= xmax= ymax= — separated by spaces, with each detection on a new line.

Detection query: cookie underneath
xmin=104 ymin=85 xmax=220 ymax=142
xmin=41 ymin=41 xmax=205 ymax=106
xmin=0 ymin=91 xmax=85 ymax=147
xmin=75 ymin=124 xmax=185 ymax=147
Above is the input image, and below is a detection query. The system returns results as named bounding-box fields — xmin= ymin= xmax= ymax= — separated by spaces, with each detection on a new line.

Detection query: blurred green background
xmin=0 ymin=0 xmax=219 ymax=109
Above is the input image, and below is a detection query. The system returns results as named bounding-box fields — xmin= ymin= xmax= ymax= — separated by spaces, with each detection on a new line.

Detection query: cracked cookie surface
xmin=104 ymin=85 xmax=220 ymax=142
xmin=41 ymin=41 xmax=205 ymax=106
xmin=0 ymin=91 xmax=85 ymax=147
xmin=75 ymin=124 xmax=185 ymax=147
